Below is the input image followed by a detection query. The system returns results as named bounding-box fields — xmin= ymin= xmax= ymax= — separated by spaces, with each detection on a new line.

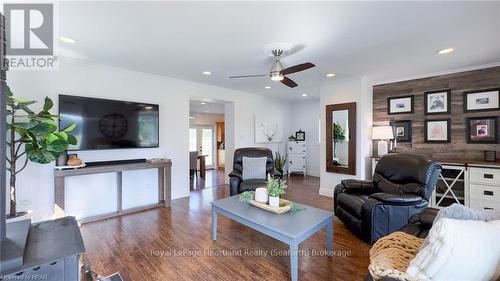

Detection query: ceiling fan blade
xmin=281 ymin=76 xmax=298 ymax=88
xmin=281 ymin=62 xmax=315 ymax=75
xmin=229 ymin=74 xmax=267 ymax=78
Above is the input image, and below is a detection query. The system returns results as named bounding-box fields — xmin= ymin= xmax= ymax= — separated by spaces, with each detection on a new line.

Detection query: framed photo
xmin=390 ymin=120 xmax=412 ymax=142
xmin=425 ymin=89 xmax=451 ymax=115
xmin=464 ymin=88 xmax=500 ymax=112
xmin=466 ymin=116 xmax=498 ymax=144
xmin=295 ymin=130 xmax=305 ymax=141
xmin=387 ymin=95 xmax=414 ymax=115
xmin=424 ymin=119 xmax=451 ymax=143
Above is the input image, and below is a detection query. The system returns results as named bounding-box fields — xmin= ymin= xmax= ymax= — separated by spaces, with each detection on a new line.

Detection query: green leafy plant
xmin=239 ymin=191 xmax=255 ymax=203
xmin=6 ymin=86 xmax=77 ymax=217
xmin=274 ymin=151 xmax=287 ymax=174
xmin=288 ymin=135 xmax=296 ymax=141
xmin=333 ymin=122 xmax=346 ymax=157
xmin=266 ymin=174 xmax=287 ymax=197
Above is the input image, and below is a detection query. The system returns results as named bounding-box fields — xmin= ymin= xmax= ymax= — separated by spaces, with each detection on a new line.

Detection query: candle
xmin=255 ymin=188 xmax=268 ymax=203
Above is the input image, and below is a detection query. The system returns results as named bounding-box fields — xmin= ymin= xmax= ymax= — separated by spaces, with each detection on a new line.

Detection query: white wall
xmin=319 ymin=76 xmax=373 ymax=197
xmin=189 ymin=112 xmax=224 ymax=126
xmin=289 ymin=100 xmax=321 ymax=177
xmin=7 ymin=57 xmax=292 ymax=221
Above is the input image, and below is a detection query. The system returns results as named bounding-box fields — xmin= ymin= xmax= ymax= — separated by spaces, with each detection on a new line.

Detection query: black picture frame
xmin=424 ymin=119 xmax=451 ymax=143
xmin=295 ymin=130 xmax=305 ymax=141
xmin=463 ymin=88 xmax=500 ymax=113
xmin=390 ymin=120 xmax=412 ymax=142
xmin=424 ymin=89 xmax=451 ymax=115
xmin=387 ymin=95 xmax=414 ymax=115
xmin=466 ymin=116 xmax=498 ymax=144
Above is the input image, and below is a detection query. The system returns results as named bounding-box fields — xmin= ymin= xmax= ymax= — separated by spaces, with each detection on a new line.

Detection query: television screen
xmin=59 ymin=95 xmax=159 ymax=150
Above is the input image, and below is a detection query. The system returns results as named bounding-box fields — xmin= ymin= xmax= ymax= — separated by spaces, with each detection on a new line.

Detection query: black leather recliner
xmin=334 ymin=153 xmax=441 ymax=243
xmin=228 ymin=147 xmax=281 ymax=196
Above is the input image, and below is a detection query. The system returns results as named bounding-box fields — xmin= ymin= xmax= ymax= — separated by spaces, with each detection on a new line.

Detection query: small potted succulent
xmin=266 ymin=174 xmax=287 ymax=208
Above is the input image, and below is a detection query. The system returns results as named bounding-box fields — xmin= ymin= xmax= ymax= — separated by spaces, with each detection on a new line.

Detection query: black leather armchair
xmin=334 ymin=153 xmax=441 ymax=243
xmin=229 ymin=147 xmax=281 ymax=196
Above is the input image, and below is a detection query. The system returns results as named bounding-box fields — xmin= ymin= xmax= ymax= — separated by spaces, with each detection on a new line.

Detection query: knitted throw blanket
xmin=369 ymin=231 xmax=424 ymax=281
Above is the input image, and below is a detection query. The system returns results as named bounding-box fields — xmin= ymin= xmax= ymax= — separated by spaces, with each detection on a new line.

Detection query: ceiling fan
xmin=229 ymin=49 xmax=315 ymax=88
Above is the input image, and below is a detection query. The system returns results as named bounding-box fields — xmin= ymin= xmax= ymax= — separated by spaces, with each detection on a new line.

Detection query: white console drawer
xmin=289 ymin=156 xmax=306 ymax=166
xmin=469 ymin=167 xmax=500 ymax=186
xmin=288 ymin=142 xmax=306 ymax=153
xmin=470 ymin=199 xmax=500 ymax=215
xmin=470 ymin=184 xmax=500 ymax=202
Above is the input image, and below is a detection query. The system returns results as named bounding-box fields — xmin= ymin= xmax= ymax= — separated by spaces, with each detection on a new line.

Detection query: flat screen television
xmin=59 ymin=95 xmax=159 ymax=150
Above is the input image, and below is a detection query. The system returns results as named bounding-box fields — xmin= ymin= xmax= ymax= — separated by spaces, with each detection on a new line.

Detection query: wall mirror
xmin=326 ymin=102 xmax=356 ymax=175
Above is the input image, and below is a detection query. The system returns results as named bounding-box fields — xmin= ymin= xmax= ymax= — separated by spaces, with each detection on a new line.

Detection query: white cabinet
xmin=469 ymin=166 xmax=500 ymax=215
xmin=432 ymin=164 xmax=468 ymax=208
xmin=287 ymin=141 xmax=306 ymax=177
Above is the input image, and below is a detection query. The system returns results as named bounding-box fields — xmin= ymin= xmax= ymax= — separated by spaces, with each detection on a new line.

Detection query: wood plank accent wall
xmin=373 ymin=66 xmax=500 ymax=160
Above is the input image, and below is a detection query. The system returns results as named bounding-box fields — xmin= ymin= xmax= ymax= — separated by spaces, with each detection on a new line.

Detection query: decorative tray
xmin=54 ymin=162 xmax=86 ymax=170
xmin=249 ymin=199 xmax=292 ymax=214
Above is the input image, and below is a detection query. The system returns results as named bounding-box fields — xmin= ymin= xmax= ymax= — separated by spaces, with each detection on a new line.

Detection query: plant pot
xmin=6 ymin=210 xmax=33 ymax=223
xmin=269 ymin=196 xmax=280 ymax=208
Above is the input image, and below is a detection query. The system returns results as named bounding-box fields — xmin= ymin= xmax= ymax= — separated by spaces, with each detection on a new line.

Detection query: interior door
xmin=189 ymin=126 xmax=215 ymax=169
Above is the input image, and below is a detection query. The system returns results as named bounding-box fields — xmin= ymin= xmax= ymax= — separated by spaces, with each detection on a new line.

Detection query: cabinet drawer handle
xmin=484 ymin=174 xmax=494 ymax=179
xmin=484 ymin=207 xmax=494 ymax=210
xmin=484 ymin=190 xmax=494 ymax=196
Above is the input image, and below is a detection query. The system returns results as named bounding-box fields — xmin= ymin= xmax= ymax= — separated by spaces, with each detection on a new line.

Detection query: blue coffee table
xmin=211 ymin=195 xmax=334 ymax=281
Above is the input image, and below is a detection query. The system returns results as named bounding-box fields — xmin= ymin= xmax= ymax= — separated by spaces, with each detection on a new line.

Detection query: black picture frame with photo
xmin=463 ymin=88 xmax=500 ymax=113
xmin=387 ymin=95 xmax=414 ymax=115
xmin=424 ymin=119 xmax=451 ymax=143
xmin=466 ymin=116 xmax=498 ymax=144
xmin=424 ymin=89 xmax=451 ymax=115
xmin=295 ymin=130 xmax=305 ymax=141
xmin=390 ymin=120 xmax=412 ymax=142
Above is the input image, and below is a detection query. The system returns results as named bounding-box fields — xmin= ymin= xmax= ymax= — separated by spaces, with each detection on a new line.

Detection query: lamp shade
xmin=372 ymin=126 xmax=394 ymax=140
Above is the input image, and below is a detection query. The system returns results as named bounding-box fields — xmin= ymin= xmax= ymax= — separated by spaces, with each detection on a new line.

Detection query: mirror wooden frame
xmin=326 ymin=102 xmax=356 ymax=175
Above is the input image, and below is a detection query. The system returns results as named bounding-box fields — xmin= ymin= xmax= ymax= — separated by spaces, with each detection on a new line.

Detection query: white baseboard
xmin=319 ymin=188 xmax=334 ymax=198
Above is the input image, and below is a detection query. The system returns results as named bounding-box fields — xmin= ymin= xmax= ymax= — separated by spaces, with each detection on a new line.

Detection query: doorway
xmin=189 ymin=99 xmax=227 ymax=191
xmin=189 ymin=126 xmax=215 ymax=169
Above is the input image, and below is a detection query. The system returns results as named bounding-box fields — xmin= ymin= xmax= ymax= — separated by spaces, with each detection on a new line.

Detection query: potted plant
xmin=274 ymin=151 xmax=287 ymax=176
xmin=333 ymin=122 xmax=346 ymax=165
xmin=5 ymin=86 xmax=77 ymax=221
xmin=266 ymin=174 xmax=287 ymax=208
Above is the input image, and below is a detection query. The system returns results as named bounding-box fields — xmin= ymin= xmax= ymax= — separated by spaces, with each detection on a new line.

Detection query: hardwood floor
xmin=80 ymin=175 xmax=371 ymax=281
xmin=190 ymin=169 xmax=226 ymax=191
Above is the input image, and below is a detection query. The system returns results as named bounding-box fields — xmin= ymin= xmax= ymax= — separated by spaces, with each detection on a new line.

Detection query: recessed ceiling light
xmin=326 ymin=73 xmax=336 ymax=78
xmin=189 ymin=116 xmax=194 ymax=119
xmin=202 ymin=71 xmax=212 ymax=75
xmin=265 ymin=86 xmax=271 ymax=89
xmin=60 ymin=36 xmax=76 ymax=44
xmin=200 ymin=102 xmax=207 ymax=105
xmin=144 ymin=106 xmax=153 ymax=110
xmin=302 ymin=93 xmax=307 ymax=97
xmin=437 ymin=48 xmax=454 ymax=55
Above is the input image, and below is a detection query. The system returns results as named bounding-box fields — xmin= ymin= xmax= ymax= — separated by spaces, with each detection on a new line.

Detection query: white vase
xmin=269 ymin=196 xmax=280 ymax=208
xmin=6 ymin=210 xmax=33 ymax=223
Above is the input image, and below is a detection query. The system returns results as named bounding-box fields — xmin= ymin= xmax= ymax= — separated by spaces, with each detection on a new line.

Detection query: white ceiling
xmin=59 ymin=1 xmax=500 ymax=100
xmin=189 ymin=100 xmax=225 ymax=114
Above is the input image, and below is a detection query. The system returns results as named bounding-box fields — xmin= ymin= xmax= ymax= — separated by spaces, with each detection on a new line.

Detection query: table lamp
xmin=372 ymin=126 xmax=394 ymax=156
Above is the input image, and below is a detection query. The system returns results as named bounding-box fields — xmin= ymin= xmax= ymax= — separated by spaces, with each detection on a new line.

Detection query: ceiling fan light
xmin=270 ymin=72 xmax=284 ymax=81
